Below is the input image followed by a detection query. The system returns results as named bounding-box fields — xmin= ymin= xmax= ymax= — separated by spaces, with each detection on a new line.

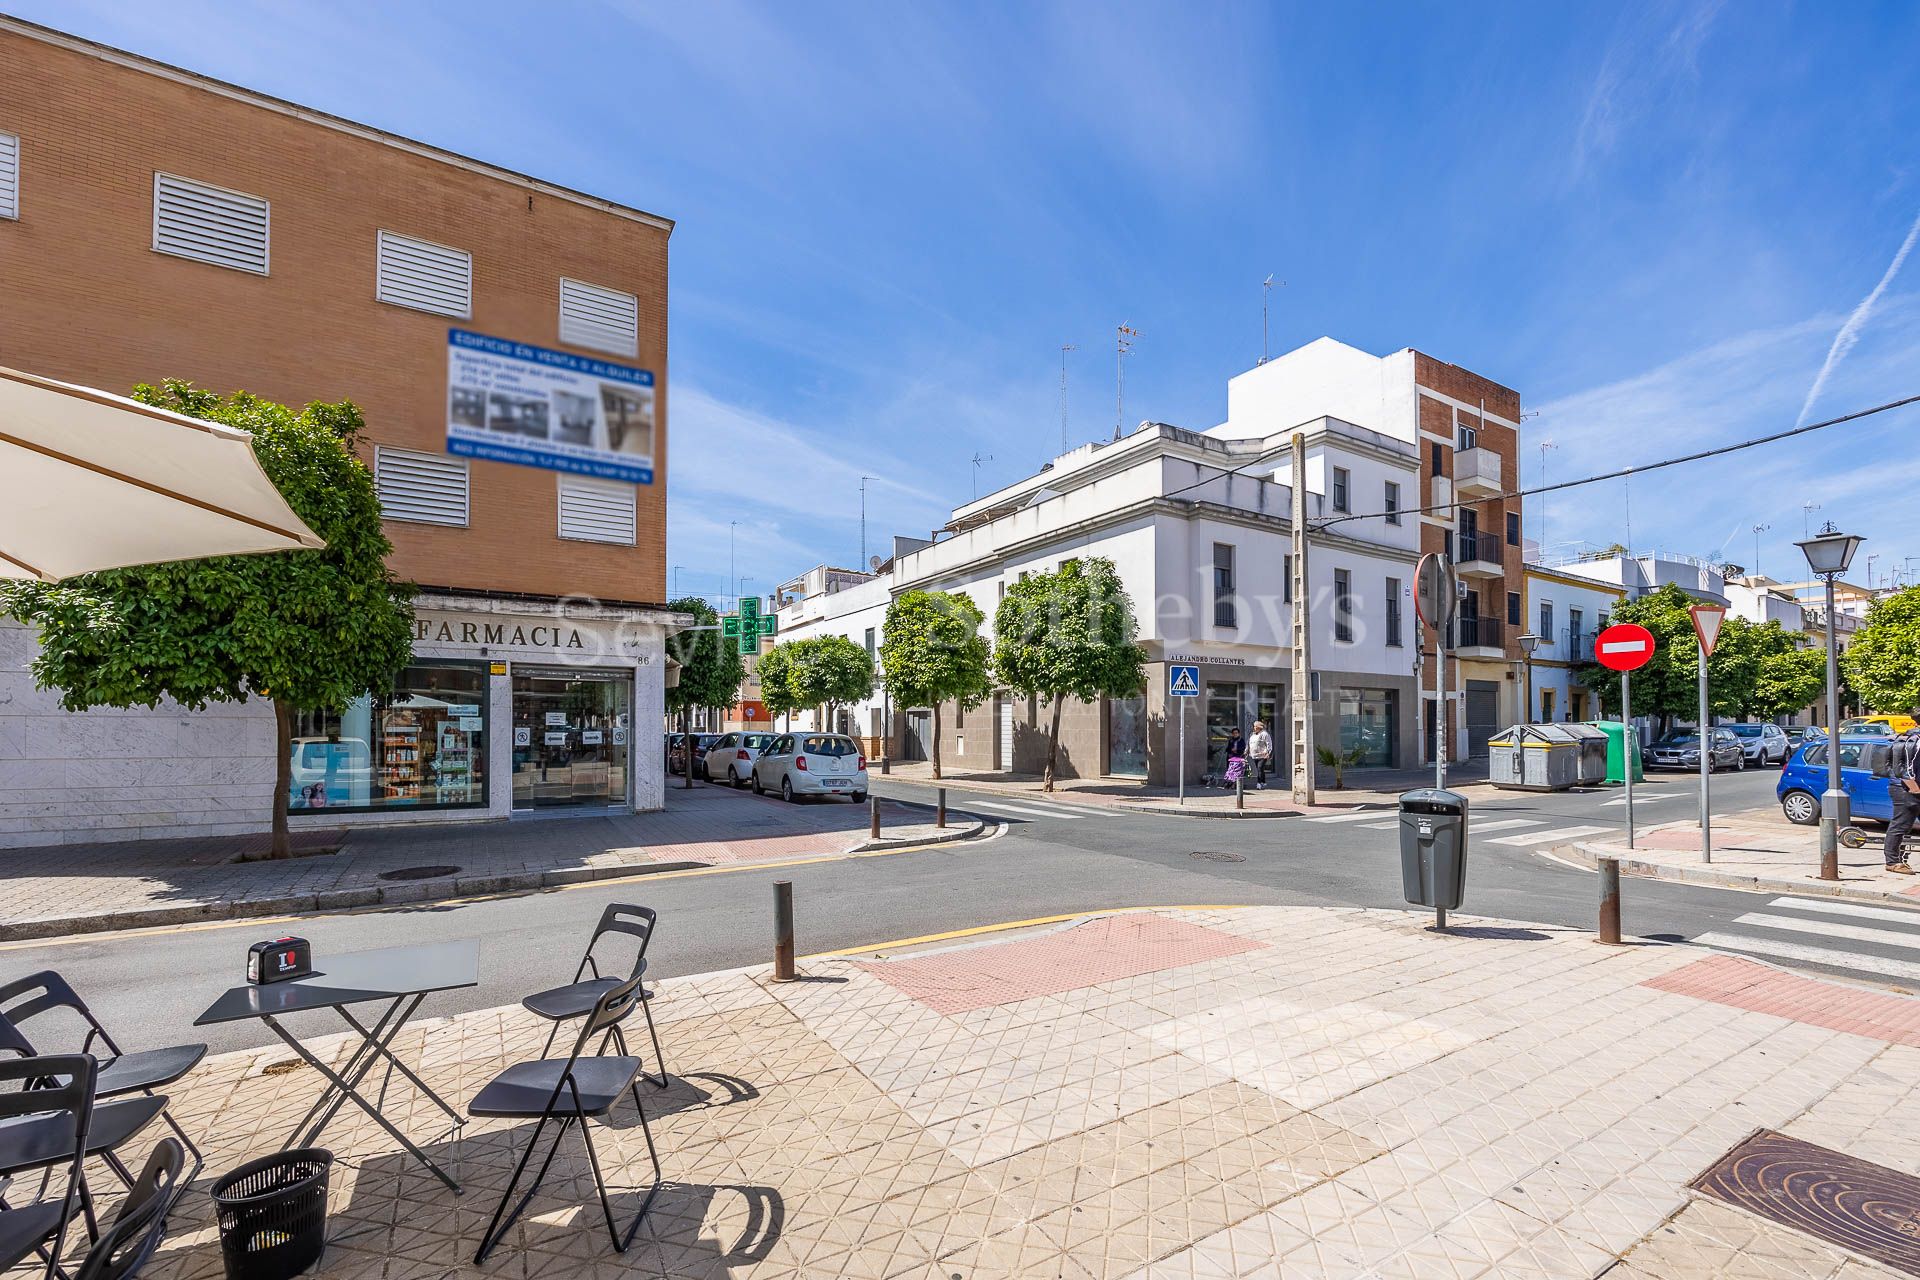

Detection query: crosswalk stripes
xmin=1487 ymin=824 xmax=1611 ymax=847
xmin=1694 ymin=895 xmax=1920 ymax=987
xmin=1303 ymin=810 xmax=1393 ymax=824
xmin=1466 ymin=818 xmax=1547 ymax=834
xmin=1601 ymin=793 xmax=1682 ymax=807
xmin=966 ymin=798 xmax=1113 ymax=822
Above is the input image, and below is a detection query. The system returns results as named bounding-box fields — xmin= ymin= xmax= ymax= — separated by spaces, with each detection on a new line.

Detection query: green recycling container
xmin=1587 ymin=721 xmax=1644 ymax=784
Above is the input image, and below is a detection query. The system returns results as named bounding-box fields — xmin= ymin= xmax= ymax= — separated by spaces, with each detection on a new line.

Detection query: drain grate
xmin=1692 ymin=1130 xmax=1920 ymax=1275
xmin=377 ymin=864 xmax=463 ymax=882
xmin=1190 ymin=851 xmax=1246 ymax=863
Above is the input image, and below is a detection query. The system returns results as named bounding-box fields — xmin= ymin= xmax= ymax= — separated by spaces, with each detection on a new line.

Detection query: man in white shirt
xmin=1247 ymin=721 xmax=1273 ymax=789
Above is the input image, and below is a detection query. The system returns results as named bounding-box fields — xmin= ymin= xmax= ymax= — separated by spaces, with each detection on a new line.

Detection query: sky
xmin=22 ymin=0 xmax=1920 ymax=600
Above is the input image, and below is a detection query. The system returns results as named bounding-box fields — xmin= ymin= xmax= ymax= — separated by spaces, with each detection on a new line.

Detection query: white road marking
xmin=1766 ymin=897 xmax=1920 ymax=925
xmin=1303 ymin=810 xmax=1392 ymax=824
xmin=1488 ymin=825 xmax=1612 ymax=847
xmin=970 ymin=801 xmax=1070 ymax=820
xmin=1359 ymin=820 xmax=1399 ymax=830
xmin=1601 ymin=793 xmax=1682 ymax=806
xmin=1729 ymin=912 xmax=1920 ymax=954
xmin=1469 ymin=818 xmax=1548 ymax=833
xmin=1692 ymin=932 xmax=1920 ymax=984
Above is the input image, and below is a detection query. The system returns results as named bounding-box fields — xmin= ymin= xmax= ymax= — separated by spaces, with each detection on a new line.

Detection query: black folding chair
xmin=470 ymin=973 xmax=663 ymax=1265
xmin=0 ymin=973 xmax=205 ymax=1175
xmin=71 ymin=1138 xmax=184 ymax=1280
xmin=0 ymin=1054 xmax=95 ymax=1280
xmin=522 ymin=905 xmax=667 ymax=1086
xmin=0 ymin=1053 xmax=166 ymax=1246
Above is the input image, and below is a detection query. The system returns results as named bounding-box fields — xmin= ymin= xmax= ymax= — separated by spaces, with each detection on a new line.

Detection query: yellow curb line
xmin=800 ymin=903 xmax=1259 ymax=960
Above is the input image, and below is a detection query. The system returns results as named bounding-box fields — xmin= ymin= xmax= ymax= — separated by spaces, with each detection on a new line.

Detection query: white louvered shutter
xmin=376 ymin=230 xmax=471 ymax=317
xmin=0 ymin=134 xmax=18 ymax=220
xmin=375 ymin=447 xmax=468 ymax=527
xmin=558 ymin=278 xmax=639 ymax=357
xmin=557 ymin=476 xmax=637 ymax=545
xmin=152 ymin=173 xmax=269 ymax=274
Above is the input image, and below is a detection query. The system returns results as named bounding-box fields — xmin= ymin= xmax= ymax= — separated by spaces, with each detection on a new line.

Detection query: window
xmin=558 ymin=277 xmax=639 ymax=357
xmin=1385 ymin=577 xmax=1403 ymax=647
xmin=1430 ymin=443 xmax=1444 ymax=476
xmin=376 ymin=230 xmax=472 ymax=317
xmin=864 ymin=627 xmax=876 ymax=656
xmin=1333 ymin=568 xmax=1353 ymax=642
xmin=1212 ymin=542 xmax=1237 ymax=628
xmin=556 ymin=475 xmax=637 ymax=544
xmin=1283 ymin=554 xmax=1293 ymax=603
xmin=0 ymin=132 xmax=17 ymax=220
xmin=1457 ymin=424 xmax=1477 ymax=451
xmin=1330 ymin=467 xmax=1351 ymax=513
xmin=1506 ymin=591 xmax=1521 ymax=626
xmin=1384 ymin=481 xmax=1400 ymax=525
xmin=289 ymin=661 xmax=488 ymax=813
xmin=1569 ymin=607 xmax=1584 ymax=645
xmin=1337 ymin=688 xmax=1397 ymax=767
xmin=1539 ymin=601 xmax=1553 ymax=641
xmin=152 ymin=173 xmax=269 ymax=274
xmin=1598 ymin=612 xmax=1610 ymax=632
xmin=1506 ymin=511 xmax=1521 ymax=546
xmin=374 ymin=446 xmax=468 ymax=526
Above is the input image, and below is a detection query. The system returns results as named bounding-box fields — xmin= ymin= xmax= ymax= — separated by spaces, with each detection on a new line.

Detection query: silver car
xmin=703 ymin=731 xmax=780 ymax=788
xmin=1726 ymin=722 xmax=1790 ymax=766
xmin=752 ymin=732 xmax=869 ymax=803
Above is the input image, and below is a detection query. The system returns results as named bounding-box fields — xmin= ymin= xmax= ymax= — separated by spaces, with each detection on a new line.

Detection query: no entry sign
xmin=1595 ymin=622 xmax=1657 ymax=672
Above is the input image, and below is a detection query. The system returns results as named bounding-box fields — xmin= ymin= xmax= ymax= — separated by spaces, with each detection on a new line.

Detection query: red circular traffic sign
xmin=1594 ymin=622 xmax=1657 ymax=672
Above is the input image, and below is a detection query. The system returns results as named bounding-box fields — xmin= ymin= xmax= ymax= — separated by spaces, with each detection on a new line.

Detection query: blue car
xmin=1777 ymin=735 xmax=1893 ymax=826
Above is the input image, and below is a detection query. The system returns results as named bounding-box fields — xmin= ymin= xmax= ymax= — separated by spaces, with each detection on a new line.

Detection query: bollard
xmin=1236 ymin=775 xmax=1245 ymax=811
xmin=773 ymin=880 xmax=795 ymax=980
xmin=936 ymin=788 xmax=947 ymax=828
xmin=1597 ymin=857 xmax=1621 ymax=945
xmin=869 ymin=796 xmax=881 ymax=839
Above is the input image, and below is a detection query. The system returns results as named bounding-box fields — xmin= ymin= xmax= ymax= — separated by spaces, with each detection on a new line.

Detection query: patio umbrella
xmin=0 ymin=365 xmax=324 ymax=582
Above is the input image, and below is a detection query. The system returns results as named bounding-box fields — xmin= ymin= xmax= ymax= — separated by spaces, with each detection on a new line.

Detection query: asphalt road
xmin=9 ymin=763 xmax=1917 ymax=1059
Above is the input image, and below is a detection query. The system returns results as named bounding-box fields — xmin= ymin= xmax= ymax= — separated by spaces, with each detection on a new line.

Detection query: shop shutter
xmin=558 ymin=277 xmax=639 ymax=357
xmin=0 ymin=133 xmax=18 ymax=220
xmin=152 ymin=173 xmax=269 ymax=274
xmin=557 ymin=475 xmax=636 ymax=544
xmin=375 ymin=230 xmax=471 ymax=317
xmin=374 ymin=446 xmax=468 ymax=526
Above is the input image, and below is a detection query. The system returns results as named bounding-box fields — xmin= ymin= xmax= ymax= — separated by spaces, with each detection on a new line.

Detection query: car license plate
xmin=825 ymin=778 xmax=848 ymax=788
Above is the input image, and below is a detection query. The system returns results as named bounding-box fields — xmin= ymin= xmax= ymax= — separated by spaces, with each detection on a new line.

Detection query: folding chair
xmin=0 ymin=1054 xmax=95 ymax=1280
xmin=470 ymin=972 xmax=663 ymax=1265
xmin=71 ymin=1138 xmax=185 ymax=1280
xmin=0 ymin=1051 xmax=166 ymax=1246
xmin=0 ymin=972 xmax=206 ymax=1174
xmin=521 ymin=904 xmax=668 ymax=1086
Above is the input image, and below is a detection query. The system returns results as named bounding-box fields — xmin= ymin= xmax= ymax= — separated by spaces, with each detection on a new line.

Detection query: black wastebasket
xmin=1398 ymin=788 xmax=1469 ymax=911
xmin=210 ymin=1148 xmax=332 ymax=1280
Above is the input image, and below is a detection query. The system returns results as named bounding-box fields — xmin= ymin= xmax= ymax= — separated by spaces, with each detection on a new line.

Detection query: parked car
xmin=666 ymin=733 xmax=720 ymax=775
xmin=1842 ymin=715 xmax=1915 ymax=736
xmin=751 ymin=732 xmax=868 ymax=802
xmin=1725 ymin=722 xmax=1791 ymax=766
xmin=1778 ymin=735 xmax=1893 ymax=826
xmin=1647 ymin=728 xmax=1745 ymax=772
xmin=1784 ymin=726 xmax=1814 ymax=751
xmin=703 ymin=731 xmax=780 ymax=788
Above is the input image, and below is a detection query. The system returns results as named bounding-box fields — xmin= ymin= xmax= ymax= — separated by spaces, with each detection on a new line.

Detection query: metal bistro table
xmin=195 ymin=939 xmax=478 ymax=1193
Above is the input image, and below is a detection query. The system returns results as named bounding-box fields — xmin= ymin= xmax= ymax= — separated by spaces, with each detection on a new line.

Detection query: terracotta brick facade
xmin=0 ymin=20 xmax=670 ymax=605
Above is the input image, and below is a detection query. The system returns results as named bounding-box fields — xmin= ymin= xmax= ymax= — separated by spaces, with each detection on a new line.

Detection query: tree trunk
xmin=931 ymin=702 xmax=943 ymax=780
xmin=1043 ymin=695 xmax=1065 ymax=792
xmin=268 ymin=698 xmax=293 ymax=860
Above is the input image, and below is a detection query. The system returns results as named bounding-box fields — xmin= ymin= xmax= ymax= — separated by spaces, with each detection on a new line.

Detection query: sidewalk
xmin=125 ymin=903 xmax=1920 ymax=1279
xmin=1562 ymin=805 xmax=1920 ymax=906
xmin=0 ymin=785 xmax=979 ymax=940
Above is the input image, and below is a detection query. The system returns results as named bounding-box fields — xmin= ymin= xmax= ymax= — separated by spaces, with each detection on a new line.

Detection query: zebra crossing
xmin=1694 ymin=896 xmax=1920 ymax=987
xmin=1303 ymin=808 xmax=1614 ymax=852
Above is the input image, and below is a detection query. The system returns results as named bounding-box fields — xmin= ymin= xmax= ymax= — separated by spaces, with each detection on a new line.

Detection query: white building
xmin=1521 ymin=565 xmax=1625 ymax=724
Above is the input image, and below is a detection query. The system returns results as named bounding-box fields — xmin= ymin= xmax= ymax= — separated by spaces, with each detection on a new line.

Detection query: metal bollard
xmin=936 ymin=788 xmax=947 ymax=828
xmin=1597 ymin=857 xmax=1621 ymax=945
xmin=1235 ymin=775 xmax=1245 ymax=811
xmin=773 ymin=880 xmax=795 ymax=980
xmin=869 ymin=796 xmax=881 ymax=839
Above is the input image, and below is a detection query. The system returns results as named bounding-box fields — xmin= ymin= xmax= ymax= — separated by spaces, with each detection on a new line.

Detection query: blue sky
xmin=25 ymin=0 xmax=1920 ymax=598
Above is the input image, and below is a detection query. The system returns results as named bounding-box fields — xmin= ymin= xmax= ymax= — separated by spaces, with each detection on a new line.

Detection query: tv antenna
xmin=859 ymin=475 xmax=878 ymax=570
xmin=1114 ymin=325 xmax=1139 ymax=441
xmin=1259 ymin=275 xmax=1282 ymax=364
xmin=970 ymin=452 xmax=993 ymax=499
xmin=1059 ymin=343 xmax=1076 ymax=455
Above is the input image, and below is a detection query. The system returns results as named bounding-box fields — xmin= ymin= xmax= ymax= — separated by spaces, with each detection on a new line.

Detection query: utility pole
xmin=859 ymin=475 xmax=877 ymax=569
xmin=970 ymin=452 xmax=993 ymax=500
xmin=1289 ymin=432 xmax=1314 ymax=805
xmin=1115 ymin=325 xmax=1139 ymax=440
xmin=1059 ymin=344 xmax=1076 ymax=455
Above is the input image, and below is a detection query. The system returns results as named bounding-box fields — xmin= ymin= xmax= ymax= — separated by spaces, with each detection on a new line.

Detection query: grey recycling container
xmin=1399 ymin=788 xmax=1468 ymax=911
xmin=1559 ymin=723 xmax=1610 ymax=786
xmin=1487 ymin=725 xmax=1583 ymax=791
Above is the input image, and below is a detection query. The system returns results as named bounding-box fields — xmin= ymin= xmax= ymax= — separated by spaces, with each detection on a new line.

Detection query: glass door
xmin=511 ymin=671 xmax=632 ymax=810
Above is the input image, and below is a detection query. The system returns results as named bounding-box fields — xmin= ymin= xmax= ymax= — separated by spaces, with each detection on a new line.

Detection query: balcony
xmin=1563 ymin=630 xmax=1595 ymax=663
xmin=1453 ymin=530 xmax=1505 ymax=579
xmin=1454 ymin=614 xmax=1504 ymax=658
xmin=1454 ymin=447 xmax=1502 ymax=498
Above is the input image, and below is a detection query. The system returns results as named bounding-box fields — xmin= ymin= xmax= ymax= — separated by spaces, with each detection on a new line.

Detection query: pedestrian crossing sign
xmin=1169 ymin=664 xmax=1201 ymax=697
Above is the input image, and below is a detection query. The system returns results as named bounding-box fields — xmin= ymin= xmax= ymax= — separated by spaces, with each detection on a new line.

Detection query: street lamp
xmin=1517 ymin=632 xmax=1542 ymax=723
xmin=1796 ymin=523 xmax=1862 ymax=881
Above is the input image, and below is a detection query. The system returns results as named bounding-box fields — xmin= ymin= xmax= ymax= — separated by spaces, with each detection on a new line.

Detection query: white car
xmin=703 ymin=731 xmax=780 ymax=788
xmin=1726 ymin=722 xmax=1790 ymax=766
xmin=751 ymin=732 xmax=868 ymax=803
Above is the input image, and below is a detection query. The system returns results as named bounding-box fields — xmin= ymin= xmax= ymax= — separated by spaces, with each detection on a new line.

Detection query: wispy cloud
xmin=1795 ymin=208 xmax=1920 ymax=424
xmin=1570 ymin=0 xmax=1726 ymax=183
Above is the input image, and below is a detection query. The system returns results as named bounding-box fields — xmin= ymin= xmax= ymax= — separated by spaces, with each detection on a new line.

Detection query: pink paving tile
xmin=1644 ymin=954 xmax=1920 ymax=1048
xmin=858 ymin=914 xmax=1268 ymax=1014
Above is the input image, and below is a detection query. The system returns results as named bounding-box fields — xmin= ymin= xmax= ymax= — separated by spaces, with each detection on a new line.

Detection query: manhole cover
xmin=1693 ymin=1130 xmax=1920 ymax=1275
xmin=1190 ymin=851 xmax=1246 ymax=863
xmin=376 ymin=864 xmax=462 ymax=882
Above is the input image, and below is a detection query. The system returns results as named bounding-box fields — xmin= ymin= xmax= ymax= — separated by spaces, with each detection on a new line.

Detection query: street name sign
xmin=1689 ymin=603 xmax=1726 ymax=657
xmin=1169 ymin=664 xmax=1201 ymax=697
xmin=1595 ymin=623 xmax=1656 ymax=673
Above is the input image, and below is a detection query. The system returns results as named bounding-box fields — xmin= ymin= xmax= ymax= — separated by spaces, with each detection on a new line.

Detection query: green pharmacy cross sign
xmin=721 ymin=597 xmax=778 ymax=654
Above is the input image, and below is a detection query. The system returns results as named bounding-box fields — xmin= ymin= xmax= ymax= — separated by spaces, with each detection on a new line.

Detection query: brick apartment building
xmin=0 ymin=17 xmax=682 ymax=847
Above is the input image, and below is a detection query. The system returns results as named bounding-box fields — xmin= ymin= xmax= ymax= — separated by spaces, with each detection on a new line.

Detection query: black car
xmin=1647 ymin=728 xmax=1745 ymax=772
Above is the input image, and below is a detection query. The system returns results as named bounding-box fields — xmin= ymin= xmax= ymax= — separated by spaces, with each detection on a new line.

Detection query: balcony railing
xmin=1453 ymin=530 xmax=1503 ymax=565
xmin=1564 ymin=630 xmax=1594 ymax=662
xmin=1455 ymin=615 xmax=1502 ymax=650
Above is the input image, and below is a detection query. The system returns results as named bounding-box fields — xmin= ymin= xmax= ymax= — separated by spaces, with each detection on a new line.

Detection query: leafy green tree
xmin=0 ymin=381 xmax=413 ymax=858
xmin=993 ymin=557 xmax=1146 ymax=791
xmin=1754 ymin=642 xmax=1827 ymax=721
xmin=1843 ymin=586 xmax=1920 ymax=714
xmin=665 ymin=596 xmax=745 ymax=784
xmin=778 ymin=635 xmax=875 ymax=734
xmin=1575 ymin=584 xmax=1700 ymax=731
xmin=1711 ymin=618 xmax=1825 ymax=720
xmin=880 ymin=590 xmax=992 ymax=779
xmin=754 ymin=643 xmax=798 ymax=729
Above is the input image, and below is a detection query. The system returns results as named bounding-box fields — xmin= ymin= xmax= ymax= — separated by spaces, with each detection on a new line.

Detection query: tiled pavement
xmin=50 ymin=904 xmax=1920 ymax=1279
xmin=0 ymin=785 xmax=975 ymax=940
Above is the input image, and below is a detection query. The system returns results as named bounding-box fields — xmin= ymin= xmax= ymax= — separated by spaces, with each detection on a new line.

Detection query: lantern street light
xmin=1517 ymin=632 xmax=1543 ymax=723
xmin=1796 ymin=524 xmax=1862 ymax=880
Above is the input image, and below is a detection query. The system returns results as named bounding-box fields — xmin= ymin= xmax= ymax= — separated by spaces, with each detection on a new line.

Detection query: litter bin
xmin=1399 ymin=788 xmax=1468 ymax=914
xmin=211 ymin=1148 xmax=332 ymax=1280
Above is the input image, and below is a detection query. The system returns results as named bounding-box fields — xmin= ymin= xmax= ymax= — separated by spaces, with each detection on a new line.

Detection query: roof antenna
xmin=1259 ymin=275 xmax=1282 ymax=364
xmin=1114 ymin=325 xmax=1139 ymax=441
xmin=1059 ymin=343 xmax=1076 ymax=455
xmin=970 ymin=452 xmax=993 ymax=500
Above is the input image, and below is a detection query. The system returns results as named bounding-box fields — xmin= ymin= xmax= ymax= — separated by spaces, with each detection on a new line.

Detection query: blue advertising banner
xmin=446 ymin=329 xmax=655 ymax=484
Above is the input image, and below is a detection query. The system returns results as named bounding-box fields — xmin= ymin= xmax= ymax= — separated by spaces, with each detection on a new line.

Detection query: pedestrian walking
xmin=1885 ymin=730 xmax=1920 ymax=874
xmin=1222 ymin=729 xmax=1248 ymax=790
xmin=1248 ymin=721 xmax=1273 ymax=790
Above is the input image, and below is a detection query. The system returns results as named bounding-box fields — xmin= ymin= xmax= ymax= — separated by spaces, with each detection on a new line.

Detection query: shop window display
xmin=288 ymin=661 xmax=488 ymax=812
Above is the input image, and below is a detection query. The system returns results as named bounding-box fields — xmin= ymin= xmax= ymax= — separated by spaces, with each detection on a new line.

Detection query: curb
xmin=847 ymin=818 xmax=988 ymax=854
xmin=1560 ymin=840 xmax=1920 ymax=908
